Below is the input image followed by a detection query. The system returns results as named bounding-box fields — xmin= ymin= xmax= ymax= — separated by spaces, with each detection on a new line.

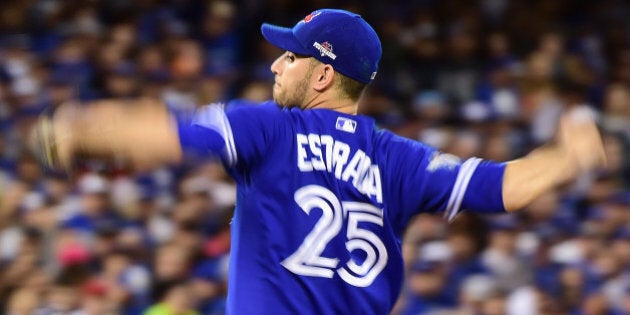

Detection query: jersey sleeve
xmin=224 ymin=101 xmax=287 ymax=171
xmin=177 ymin=100 xmax=284 ymax=173
xmin=382 ymin=132 xmax=506 ymax=228
xmin=175 ymin=103 xmax=233 ymax=164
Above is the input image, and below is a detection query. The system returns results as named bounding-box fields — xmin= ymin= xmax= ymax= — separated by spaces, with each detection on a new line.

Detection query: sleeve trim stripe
xmin=444 ymin=157 xmax=482 ymax=222
xmin=222 ymin=109 xmax=237 ymax=167
xmin=192 ymin=104 xmax=238 ymax=166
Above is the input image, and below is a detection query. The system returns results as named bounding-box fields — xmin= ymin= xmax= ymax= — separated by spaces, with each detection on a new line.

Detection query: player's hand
xmin=557 ymin=106 xmax=607 ymax=174
xmin=29 ymin=102 xmax=78 ymax=173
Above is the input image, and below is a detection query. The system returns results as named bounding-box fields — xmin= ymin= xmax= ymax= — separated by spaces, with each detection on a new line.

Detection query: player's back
xmin=223 ymin=101 xmax=423 ymax=315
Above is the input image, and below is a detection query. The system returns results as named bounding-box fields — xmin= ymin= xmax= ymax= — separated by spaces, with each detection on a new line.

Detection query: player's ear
xmin=313 ymin=64 xmax=335 ymax=91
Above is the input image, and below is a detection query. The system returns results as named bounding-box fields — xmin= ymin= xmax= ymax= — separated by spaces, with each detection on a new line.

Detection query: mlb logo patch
xmin=336 ymin=117 xmax=357 ymax=133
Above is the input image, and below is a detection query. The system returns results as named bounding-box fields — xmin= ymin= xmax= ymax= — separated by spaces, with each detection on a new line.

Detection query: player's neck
xmin=302 ymin=92 xmax=358 ymax=115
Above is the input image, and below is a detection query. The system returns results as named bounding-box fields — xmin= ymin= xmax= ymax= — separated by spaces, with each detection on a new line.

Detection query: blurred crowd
xmin=0 ymin=0 xmax=629 ymax=314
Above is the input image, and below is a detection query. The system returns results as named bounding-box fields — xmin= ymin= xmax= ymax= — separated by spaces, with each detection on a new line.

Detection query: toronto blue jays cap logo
xmin=302 ymin=11 xmax=321 ymax=23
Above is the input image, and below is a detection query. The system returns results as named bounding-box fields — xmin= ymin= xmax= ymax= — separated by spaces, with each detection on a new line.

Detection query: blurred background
xmin=0 ymin=0 xmax=629 ymax=314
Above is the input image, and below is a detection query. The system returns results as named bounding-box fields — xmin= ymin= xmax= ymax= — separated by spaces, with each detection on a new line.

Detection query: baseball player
xmin=32 ymin=9 xmax=606 ymax=315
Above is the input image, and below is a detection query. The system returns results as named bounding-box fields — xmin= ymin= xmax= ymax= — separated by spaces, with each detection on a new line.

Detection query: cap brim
xmin=261 ymin=23 xmax=311 ymax=55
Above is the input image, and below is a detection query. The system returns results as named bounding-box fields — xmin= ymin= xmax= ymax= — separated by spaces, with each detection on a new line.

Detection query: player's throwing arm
xmin=30 ymin=99 xmax=183 ymax=172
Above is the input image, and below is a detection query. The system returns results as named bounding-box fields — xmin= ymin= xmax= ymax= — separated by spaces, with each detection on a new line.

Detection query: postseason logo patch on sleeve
xmin=336 ymin=117 xmax=357 ymax=133
xmin=427 ymin=152 xmax=461 ymax=171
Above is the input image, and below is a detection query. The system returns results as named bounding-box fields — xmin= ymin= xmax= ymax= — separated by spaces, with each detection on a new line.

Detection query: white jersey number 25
xmin=281 ymin=185 xmax=388 ymax=287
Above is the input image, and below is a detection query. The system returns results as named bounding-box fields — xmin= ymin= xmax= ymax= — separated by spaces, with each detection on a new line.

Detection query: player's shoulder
xmin=225 ymin=99 xmax=286 ymax=122
xmin=226 ymin=99 xmax=282 ymax=113
xmin=374 ymin=128 xmax=436 ymax=157
xmin=224 ymin=99 xmax=289 ymax=135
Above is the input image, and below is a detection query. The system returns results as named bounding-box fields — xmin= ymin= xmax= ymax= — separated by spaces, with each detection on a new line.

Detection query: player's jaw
xmin=273 ymin=75 xmax=310 ymax=108
xmin=271 ymin=51 xmax=316 ymax=109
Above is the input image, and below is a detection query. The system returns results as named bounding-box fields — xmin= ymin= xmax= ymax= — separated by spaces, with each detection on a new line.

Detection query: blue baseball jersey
xmin=177 ymin=100 xmax=506 ymax=314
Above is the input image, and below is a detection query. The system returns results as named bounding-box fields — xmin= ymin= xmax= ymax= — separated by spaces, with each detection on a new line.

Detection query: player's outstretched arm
xmin=31 ymin=98 xmax=184 ymax=172
xmin=501 ymin=107 xmax=607 ymax=212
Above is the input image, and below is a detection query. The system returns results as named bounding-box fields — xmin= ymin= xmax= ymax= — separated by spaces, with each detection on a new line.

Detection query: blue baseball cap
xmin=261 ymin=9 xmax=382 ymax=84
